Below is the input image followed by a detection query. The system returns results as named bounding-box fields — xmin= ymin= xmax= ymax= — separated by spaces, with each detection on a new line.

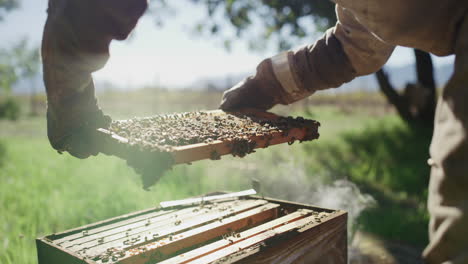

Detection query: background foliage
xmin=0 ymin=39 xmax=40 ymax=120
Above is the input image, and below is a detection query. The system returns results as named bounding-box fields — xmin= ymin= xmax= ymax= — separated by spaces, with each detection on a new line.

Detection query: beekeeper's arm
xmin=220 ymin=6 xmax=395 ymax=111
xmin=42 ymin=0 xmax=147 ymax=158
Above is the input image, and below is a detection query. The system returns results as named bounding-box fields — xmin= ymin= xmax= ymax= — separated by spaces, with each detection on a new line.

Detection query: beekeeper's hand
xmin=220 ymin=55 xmax=313 ymax=111
xmin=46 ymin=91 xmax=111 ymax=159
xmin=42 ymin=0 xmax=147 ymax=158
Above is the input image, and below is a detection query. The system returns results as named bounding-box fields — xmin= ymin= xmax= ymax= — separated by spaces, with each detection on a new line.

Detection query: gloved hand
xmin=43 ymin=0 xmax=147 ymax=158
xmin=220 ymin=77 xmax=282 ymax=111
xmin=47 ymin=91 xmax=112 ymax=159
xmin=47 ymin=110 xmax=111 ymax=159
xmin=220 ymin=55 xmax=312 ymax=111
xmin=220 ymin=59 xmax=288 ymax=111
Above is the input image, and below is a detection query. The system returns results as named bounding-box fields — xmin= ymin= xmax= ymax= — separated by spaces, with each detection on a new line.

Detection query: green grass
xmin=0 ymin=137 xmax=254 ymax=263
xmin=305 ymin=117 xmax=432 ymax=245
xmin=0 ymin=94 xmax=432 ymax=263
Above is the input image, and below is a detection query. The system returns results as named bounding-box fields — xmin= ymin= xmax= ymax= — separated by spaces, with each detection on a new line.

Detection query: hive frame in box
xmin=96 ymin=110 xmax=320 ymax=164
xmin=36 ymin=192 xmax=347 ymax=264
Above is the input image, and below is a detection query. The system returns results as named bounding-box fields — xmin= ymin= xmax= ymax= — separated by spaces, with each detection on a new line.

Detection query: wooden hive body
xmin=37 ymin=193 xmax=347 ymax=264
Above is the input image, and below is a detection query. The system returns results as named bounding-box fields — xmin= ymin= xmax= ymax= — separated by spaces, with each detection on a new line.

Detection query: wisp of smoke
xmin=237 ymin=160 xmax=376 ymax=241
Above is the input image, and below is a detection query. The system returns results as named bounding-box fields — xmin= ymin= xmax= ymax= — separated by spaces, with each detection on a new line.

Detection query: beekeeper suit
xmin=220 ymin=2 xmax=468 ymax=263
xmin=42 ymin=0 xmax=148 ymax=158
xmin=42 ymin=0 xmax=468 ymax=262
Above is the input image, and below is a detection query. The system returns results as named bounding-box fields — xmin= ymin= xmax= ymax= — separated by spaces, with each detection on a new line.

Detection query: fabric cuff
xmin=270 ymin=51 xmax=313 ymax=104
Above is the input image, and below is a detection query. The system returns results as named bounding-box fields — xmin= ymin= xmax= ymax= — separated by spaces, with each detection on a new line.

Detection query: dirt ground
xmin=350 ymin=231 xmax=424 ymax=264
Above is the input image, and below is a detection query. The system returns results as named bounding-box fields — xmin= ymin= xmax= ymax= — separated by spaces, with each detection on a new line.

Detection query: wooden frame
xmin=96 ymin=110 xmax=320 ymax=164
xmin=37 ymin=194 xmax=346 ymax=264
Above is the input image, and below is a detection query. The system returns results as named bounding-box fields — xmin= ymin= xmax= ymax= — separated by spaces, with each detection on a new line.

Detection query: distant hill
xmin=13 ymin=63 xmax=454 ymax=95
xmin=12 ymin=74 xmax=126 ymax=95
xmin=341 ymin=63 xmax=454 ymax=92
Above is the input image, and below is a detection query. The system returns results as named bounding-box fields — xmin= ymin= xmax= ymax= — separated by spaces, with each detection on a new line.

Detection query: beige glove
xmin=220 ymin=53 xmax=312 ymax=111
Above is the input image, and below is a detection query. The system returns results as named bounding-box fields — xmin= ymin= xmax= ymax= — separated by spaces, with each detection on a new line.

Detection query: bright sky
xmin=0 ymin=0 xmax=455 ymax=89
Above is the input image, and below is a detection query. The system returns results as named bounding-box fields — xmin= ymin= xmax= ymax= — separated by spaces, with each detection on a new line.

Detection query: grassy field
xmin=0 ymin=90 xmax=431 ymax=263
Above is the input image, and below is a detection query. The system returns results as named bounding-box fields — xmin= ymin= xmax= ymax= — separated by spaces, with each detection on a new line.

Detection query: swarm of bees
xmin=107 ymin=111 xmax=319 ymax=190
xmin=109 ymin=111 xmax=317 ymax=153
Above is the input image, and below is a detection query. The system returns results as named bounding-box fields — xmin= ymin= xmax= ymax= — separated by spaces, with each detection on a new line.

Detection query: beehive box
xmin=37 ymin=192 xmax=347 ymax=264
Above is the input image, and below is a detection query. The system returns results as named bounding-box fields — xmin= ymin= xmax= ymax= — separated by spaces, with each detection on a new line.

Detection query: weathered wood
xmin=160 ymin=189 xmax=256 ymax=208
xmin=36 ymin=239 xmax=90 ymax=264
xmin=160 ymin=209 xmax=313 ymax=264
xmin=170 ymin=126 xmax=312 ymax=164
xmin=60 ymin=200 xmax=250 ymax=249
xmin=82 ymin=199 xmax=269 ymax=258
xmin=37 ymin=194 xmax=347 ymax=264
xmin=50 ymin=207 xmax=175 ymax=242
xmin=118 ymin=203 xmax=280 ymax=264
xmin=54 ymin=208 xmax=178 ymax=245
xmin=237 ymin=210 xmax=347 ymax=264
xmin=186 ymin=214 xmax=322 ymax=264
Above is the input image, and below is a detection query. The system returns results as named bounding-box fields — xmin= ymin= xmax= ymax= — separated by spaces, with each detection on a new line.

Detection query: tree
xmin=0 ymin=39 xmax=40 ymax=120
xmin=188 ymin=0 xmax=336 ymax=51
xmin=376 ymin=50 xmax=436 ymax=128
xmin=0 ymin=47 xmax=21 ymax=120
xmin=0 ymin=47 xmax=18 ymax=95
xmin=0 ymin=0 xmax=19 ymax=21
xmin=163 ymin=0 xmax=437 ymax=128
xmin=12 ymin=39 xmax=41 ymax=116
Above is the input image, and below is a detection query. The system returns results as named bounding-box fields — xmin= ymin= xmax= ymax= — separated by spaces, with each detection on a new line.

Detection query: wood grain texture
xmin=119 ymin=203 xmax=279 ymax=264
xmin=160 ymin=210 xmax=312 ymax=264
xmin=62 ymin=200 xmax=252 ymax=251
xmin=83 ymin=200 xmax=268 ymax=258
xmin=36 ymin=195 xmax=347 ymax=264
xmin=36 ymin=239 xmax=90 ymax=264
xmin=237 ymin=212 xmax=347 ymax=264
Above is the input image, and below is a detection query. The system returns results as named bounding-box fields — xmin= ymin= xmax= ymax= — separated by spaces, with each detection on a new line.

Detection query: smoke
xmin=202 ymin=154 xmax=382 ymax=263
xmin=306 ymin=180 xmax=376 ymax=234
xmin=229 ymin=159 xmax=376 ymax=241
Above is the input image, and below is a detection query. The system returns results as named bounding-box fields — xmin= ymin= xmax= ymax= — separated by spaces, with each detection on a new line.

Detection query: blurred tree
xmin=0 ymin=39 xmax=40 ymax=120
xmin=188 ymin=0 xmax=336 ymax=51
xmin=0 ymin=44 xmax=21 ymax=120
xmin=0 ymin=0 xmax=19 ymax=21
xmin=376 ymin=50 xmax=436 ymax=128
xmin=0 ymin=51 xmax=18 ymax=96
xmin=0 ymin=0 xmax=21 ymax=97
xmin=12 ymin=39 xmax=41 ymax=116
xmin=0 ymin=60 xmax=17 ymax=94
xmin=160 ymin=0 xmax=437 ymax=128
